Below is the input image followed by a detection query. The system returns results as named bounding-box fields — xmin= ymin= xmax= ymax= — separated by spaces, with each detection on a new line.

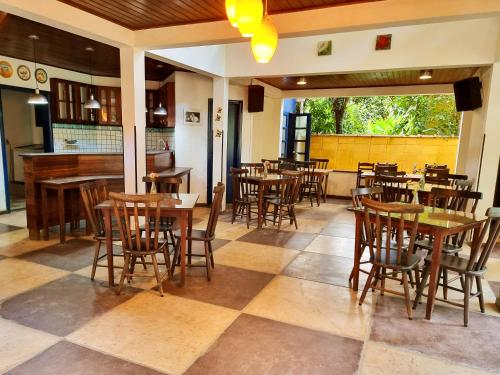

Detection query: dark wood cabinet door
xmin=166 ymin=82 xmax=175 ymax=128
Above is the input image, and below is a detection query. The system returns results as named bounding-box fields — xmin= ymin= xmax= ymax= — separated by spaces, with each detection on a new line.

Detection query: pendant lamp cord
xmin=264 ymin=0 xmax=268 ymax=16
xmin=32 ymin=36 xmax=39 ymax=90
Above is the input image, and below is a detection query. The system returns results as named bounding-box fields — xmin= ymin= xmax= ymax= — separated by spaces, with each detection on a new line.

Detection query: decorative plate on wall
xmin=35 ymin=68 xmax=48 ymax=83
xmin=0 ymin=61 xmax=13 ymax=78
xmin=17 ymin=65 xmax=31 ymax=81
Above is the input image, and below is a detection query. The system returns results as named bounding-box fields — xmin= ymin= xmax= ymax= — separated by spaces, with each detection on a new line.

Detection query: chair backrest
xmin=425 ymin=167 xmax=450 ymax=185
xmin=143 ymin=175 xmax=182 ymax=195
xmin=261 ymin=159 xmax=281 ymax=173
xmin=358 ymin=162 xmax=375 ymax=172
xmin=430 ymin=187 xmax=482 ymax=212
xmin=206 ymin=183 xmax=225 ymax=238
xmin=310 ymin=158 xmax=329 ymax=169
xmin=80 ymin=179 xmax=109 ymax=236
xmin=280 ymin=171 xmax=303 ymax=204
xmin=230 ymin=167 xmax=249 ymax=202
xmin=296 ymin=160 xmax=317 ymax=183
xmin=468 ymin=207 xmax=500 ymax=272
xmin=241 ymin=162 xmax=263 ymax=176
xmin=425 ymin=164 xmax=448 ymax=170
xmin=109 ymin=192 xmax=179 ymax=253
xmin=375 ymin=163 xmax=397 ymax=174
xmin=278 ymin=161 xmax=298 ymax=171
xmin=351 ymin=186 xmax=383 ymax=208
xmin=378 ymin=175 xmax=411 ymax=203
xmin=362 ymin=198 xmax=424 ymax=267
xmin=453 ymin=178 xmax=474 ymax=192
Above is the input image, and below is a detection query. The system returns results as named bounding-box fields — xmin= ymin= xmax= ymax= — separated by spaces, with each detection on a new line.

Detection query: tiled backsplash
xmin=52 ymin=124 xmax=175 ymax=153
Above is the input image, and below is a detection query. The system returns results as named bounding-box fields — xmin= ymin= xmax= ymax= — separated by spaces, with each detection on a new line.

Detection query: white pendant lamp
xmin=419 ymin=69 xmax=433 ymax=80
xmin=27 ymin=35 xmax=48 ymax=105
xmin=225 ymin=0 xmax=238 ymax=27
xmin=84 ymin=47 xmax=101 ymax=109
xmin=251 ymin=0 xmax=277 ymax=63
xmin=236 ymin=0 xmax=263 ymax=37
xmin=154 ymin=64 xmax=167 ymax=116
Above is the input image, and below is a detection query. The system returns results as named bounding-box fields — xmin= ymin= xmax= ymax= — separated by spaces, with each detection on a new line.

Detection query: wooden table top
xmin=350 ymin=205 xmax=487 ymax=230
xmin=361 ymin=171 xmax=422 ymax=180
xmin=96 ymin=193 xmax=199 ymax=211
xmin=245 ymin=174 xmax=294 ymax=182
xmin=314 ymin=168 xmax=334 ymax=174
xmin=154 ymin=167 xmax=192 ymax=178
xmin=38 ymin=175 xmax=124 ymax=186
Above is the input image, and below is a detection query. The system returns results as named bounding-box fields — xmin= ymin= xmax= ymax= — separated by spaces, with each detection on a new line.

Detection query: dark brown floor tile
xmin=0 ymin=274 xmax=139 ymax=336
xmin=283 ymin=252 xmax=366 ymax=287
xmin=0 ymin=254 xmax=5 ymax=261
xmin=295 ymin=208 xmax=338 ymax=220
xmin=185 ymin=314 xmax=362 ymax=375
xmin=237 ymin=228 xmax=316 ymax=250
xmin=0 ymin=222 xmax=23 ymax=234
xmin=321 ymin=223 xmax=356 ymax=239
xmin=9 ymin=341 xmax=164 ymax=375
xmin=18 ymin=239 xmax=104 ymax=272
xmin=371 ymin=296 xmax=500 ymax=372
xmin=162 ymin=265 xmax=274 ymax=310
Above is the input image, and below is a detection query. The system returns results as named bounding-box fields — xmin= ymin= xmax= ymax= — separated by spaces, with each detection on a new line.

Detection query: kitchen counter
xmin=20 ymin=150 xmax=173 ymax=157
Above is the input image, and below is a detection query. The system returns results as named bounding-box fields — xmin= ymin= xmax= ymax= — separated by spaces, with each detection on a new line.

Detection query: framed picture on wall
xmin=184 ymin=108 xmax=201 ymax=125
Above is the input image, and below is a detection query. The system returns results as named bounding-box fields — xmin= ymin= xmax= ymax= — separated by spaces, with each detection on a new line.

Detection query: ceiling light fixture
xmin=251 ymin=0 xmax=278 ymax=64
xmin=154 ymin=64 xmax=167 ymax=116
xmin=236 ymin=0 xmax=263 ymax=37
xmin=84 ymin=46 xmax=101 ymax=109
xmin=419 ymin=69 xmax=433 ymax=80
xmin=297 ymin=77 xmax=307 ymax=85
xmin=27 ymin=35 xmax=48 ymax=105
xmin=225 ymin=0 xmax=238 ymax=27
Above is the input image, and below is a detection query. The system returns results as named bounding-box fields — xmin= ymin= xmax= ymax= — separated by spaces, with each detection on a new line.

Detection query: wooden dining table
xmin=96 ymin=193 xmax=199 ymax=288
xmin=313 ymin=168 xmax=334 ymax=203
xmin=245 ymin=174 xmax=295 ymax=229
xmin=350 ymin=205 xmax=487 ymax=320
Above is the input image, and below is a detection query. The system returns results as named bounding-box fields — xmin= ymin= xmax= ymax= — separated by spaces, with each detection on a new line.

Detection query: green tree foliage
xmin=303 ymin=95 xmax=460 ymax=136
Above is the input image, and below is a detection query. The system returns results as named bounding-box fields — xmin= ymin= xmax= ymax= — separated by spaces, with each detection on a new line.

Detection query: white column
xmin=212 ymin=77 xmax=229 ymax=208
xmin=120 ymin=47 xmax=146 ymax=193
xmin=477 ymin=61 xmax=500 ymax=215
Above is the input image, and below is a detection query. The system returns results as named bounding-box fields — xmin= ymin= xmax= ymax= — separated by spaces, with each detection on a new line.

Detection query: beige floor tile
xmin=304 ymin=235 xmax=358 ymax=258
xmin=0 ymin=318 xmax=60 ymax=373
xmin=485 ymin=258 xmax=500 ymax=282
xmin=281 ymin=218 xmax=329 ymax=234
xmin=213 ymin=241 xmax=299 ymax=274
xmin=0 ymin=258 xmax=69 ymax=302
xmin=360 ymin=341 xmax=492 ymax=375
xmin=0 ymin=210 xmax=28 ymax=228
xmin=0 ymin=231 xmax=62 ymax=257
xmin=67 ymin=292 xmax=240 ymax=375
xmin=244 ymin=275 xmax=373 ymax=340
xmin=214 ymin=221 xmax=255 ymax=241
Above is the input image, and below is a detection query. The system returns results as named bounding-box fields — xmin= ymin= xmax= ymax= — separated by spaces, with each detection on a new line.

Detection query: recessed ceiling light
xmin=156 ymin=64 xmax=164 ymax=68
xmin=297 ymin=77 xmax=307 ymax=85
xmin=419 ymin=70 xmax=433 ymax=80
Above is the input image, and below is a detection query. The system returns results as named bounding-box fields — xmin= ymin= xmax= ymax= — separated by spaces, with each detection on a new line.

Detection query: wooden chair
xmin=356 ymin=162 xmax=375 ymax=188
xmin=454 ymin=178 xmax=474 ymax=192
xmin=230 ymin=167 xmax=258 ymax=228
xmin=240 ymin=162 xmax=263 ymax=176
xmin=264 ymin=171 xmax=302 ymax=231
xmin=80 ymin=180 xmax=127 ymax=280
xmin=358 ymin=198 xmax=424 ymax=320
xmin=278 ymin=161 xmax=298 ymax=171
xmin=172 ymin=183 xmax=225 ymax=281
xmin=261 ymin=159 xmax=281 ymax=173
xmin=296 ymin=160 xmax=321 ymax=207
xmin=378 ymin=175 xmax=411 ymax=203
xmin=310 ymin=158 xmax=329 ymax=169
xmin=425 ymin=167 xmax=450 ymax=185
xmin=414 ymin=207 xmax=500 ymax=326
xmin=110 ymin=192 xmax=179 ymax=297
xmin=349 ymin=186 xmax=383 ymax=283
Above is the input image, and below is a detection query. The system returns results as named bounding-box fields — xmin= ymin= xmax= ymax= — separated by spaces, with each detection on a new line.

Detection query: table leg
xmin=323 ymin=174 xmax=329 ymax=203
xmin=179 ymin=211 xmax=187 ymax=287
xmin=187 ymin=172 xmax=191 ymax=193
xmin=42 ymin=186 xmax=49 ymax=240
xmin=104 ymin=209 xmax=115 ymax=287
xmin=425 ymin=231 xmax=444 ymax=320
xmin=187 ymin=211 xmax=193 ymax=265
xmin=257 ymin=183 xmax=264 ymax=229
xmin=352 ymin=213 xmax=362 ymax=291
xmin=57 ymin=188 xmax=66 ymax=243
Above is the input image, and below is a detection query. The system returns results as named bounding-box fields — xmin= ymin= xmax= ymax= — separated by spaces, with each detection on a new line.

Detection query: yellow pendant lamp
xmin=236 ymin=0 xmax=263 ymax=37
xmin=251 ymin=13 xmax=277 ymax=63
xmin=225 ymin=0 xmax=238 ymax=27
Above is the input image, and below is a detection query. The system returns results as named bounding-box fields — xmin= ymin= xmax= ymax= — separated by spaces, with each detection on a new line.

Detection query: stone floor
xmin=0 ymin=199 xmax=499 ymax=374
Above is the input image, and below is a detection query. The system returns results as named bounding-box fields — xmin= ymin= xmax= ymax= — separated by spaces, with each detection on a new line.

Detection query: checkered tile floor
xmin=1 ymin=200 xmax=500 ymax=374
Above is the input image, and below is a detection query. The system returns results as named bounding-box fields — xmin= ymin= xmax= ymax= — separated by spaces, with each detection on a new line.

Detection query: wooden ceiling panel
xmin=0 ymin=13 xmax=186 ymax=80
xmin=258 ymin=68 xmax=480 ymax=90
xmin=57 ymin=0 xmax=380 ymax=30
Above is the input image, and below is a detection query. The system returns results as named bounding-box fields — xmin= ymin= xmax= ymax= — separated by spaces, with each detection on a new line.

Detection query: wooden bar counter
xmin=22 ymin=151 xmax=174 ymax=240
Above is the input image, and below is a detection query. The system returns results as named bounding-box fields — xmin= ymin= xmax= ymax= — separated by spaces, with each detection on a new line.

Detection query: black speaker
xmin=453 ymin=77 xmax=482 ymax=111
xmin=248 ymin=85 xmax=264 ymax=113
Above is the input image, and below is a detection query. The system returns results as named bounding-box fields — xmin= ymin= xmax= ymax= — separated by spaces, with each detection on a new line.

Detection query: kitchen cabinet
xmin=147 ymin=82 xmax=175 ymax=128
xmin=98 ymin=86 xmax=121 ymax=126
xmin=50 ymin=78 xmax=98 ymax=124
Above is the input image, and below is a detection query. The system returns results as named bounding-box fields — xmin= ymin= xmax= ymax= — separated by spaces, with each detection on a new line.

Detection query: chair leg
xmin=380 ymin=267 xmax=386 ymax=295
xmin=170 ymin=239 xmax=180 ymax=278
xmin=246 ymin=204 xmax=251 ymax=229
xmin=464 ymin=276 xmax=471 ymax=327
xmin=413 ymin=265 xmax=430 ymax=309
xmin=402 ymin=271 xmax=413 ymax=320
xmin=208 ymin=241 xmax=215 ymax=268
xmin=476 ymin=276 xmax=485 ymax=313
xmin=231 ymin=202 xmax=237 ymax=224
xmin=162 ymin=247 xmax=171 ymax=281
xmin=91 ymin=239 xmax=101 ymax=281
xmin=116 ymin=253 xmax=130 ymax=295
xmin=316 ymin=184 xmax=321 ymax=207
xmin=292 ymin=207 xmax=298 ymax=230
xmin=151 ymin=254 xmax=164 ymax=297
xmin=277 ymin=205 xmax=284 ymax=232
xmin=442 ymin=269 xmax=449 ymax=300
xmin=204 ymin=241 xmax=211 ymax=281
xmin=139 ymin=256 xmax=148 ymax=270
xmin=359 ymin=265 xmax=378 ymax=306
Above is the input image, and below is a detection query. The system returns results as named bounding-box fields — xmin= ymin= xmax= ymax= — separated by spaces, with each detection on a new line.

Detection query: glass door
xmin=287 ymin=113 xmax=311 ymax=161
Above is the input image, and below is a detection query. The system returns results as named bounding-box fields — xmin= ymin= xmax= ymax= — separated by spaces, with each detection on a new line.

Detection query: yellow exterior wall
xmin=310 ymin=135 xmax=459 ymax=173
